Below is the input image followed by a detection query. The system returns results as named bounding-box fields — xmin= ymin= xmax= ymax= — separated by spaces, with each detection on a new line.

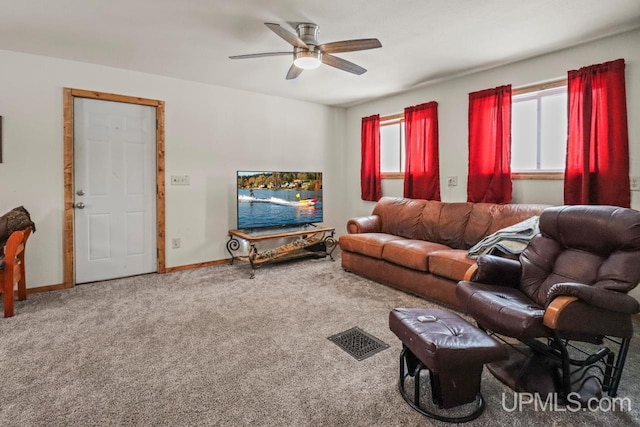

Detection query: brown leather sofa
xmin=339 ymin=197 xmax=547 ymax=309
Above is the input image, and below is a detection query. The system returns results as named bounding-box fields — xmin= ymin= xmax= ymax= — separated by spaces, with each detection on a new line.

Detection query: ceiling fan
xmin=229 ymin=23 xmax=382 ymax=80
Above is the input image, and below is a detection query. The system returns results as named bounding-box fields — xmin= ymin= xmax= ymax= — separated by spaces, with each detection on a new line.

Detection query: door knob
xmin=76 ymin=189 xmax=85 ymax=196
xmin=75 ymin=202 xmax=86 ymax=209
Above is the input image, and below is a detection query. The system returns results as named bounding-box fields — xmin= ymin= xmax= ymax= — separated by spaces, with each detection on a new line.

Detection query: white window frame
xmin=379 ymin=113 xmax=405 ymax=179
xmin=511 ymin=80 xmax=567 ymax=180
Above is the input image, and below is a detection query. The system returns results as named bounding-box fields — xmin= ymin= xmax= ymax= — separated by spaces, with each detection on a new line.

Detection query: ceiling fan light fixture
xmin=293 ymin=50 xmax=323 ymax=69
xmin=230 ymin=22 xmax=382 ymax=79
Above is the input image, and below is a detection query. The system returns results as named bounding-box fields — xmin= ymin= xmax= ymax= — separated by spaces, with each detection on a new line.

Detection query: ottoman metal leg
xmin=398 ymin=346 xmax=485 ymax=423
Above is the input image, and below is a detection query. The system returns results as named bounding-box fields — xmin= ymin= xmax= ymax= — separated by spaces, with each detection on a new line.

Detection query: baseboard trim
xmin=23 ymin=259 xmax=231 ymax=294
xmin=164 ymin=259 xmax=230 ymax=273
xmin=26 ymin=283 xmax=67 ymax=295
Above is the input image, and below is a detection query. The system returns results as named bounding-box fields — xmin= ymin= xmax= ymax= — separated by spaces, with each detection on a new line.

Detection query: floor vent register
xmin=328 ymin=327 xmax=390 ymax=361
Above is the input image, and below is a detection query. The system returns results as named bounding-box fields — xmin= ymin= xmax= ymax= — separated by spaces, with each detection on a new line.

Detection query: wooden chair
xmin=1 ymin=228 xmax=31 ymax=317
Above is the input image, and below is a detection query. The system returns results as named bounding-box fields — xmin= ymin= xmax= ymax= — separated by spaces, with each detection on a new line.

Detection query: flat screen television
xmin=236 ymin=171 xmax=323 ymax=231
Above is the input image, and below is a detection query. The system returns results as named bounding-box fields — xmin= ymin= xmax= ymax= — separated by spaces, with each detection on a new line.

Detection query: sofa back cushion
xmin=371 ymin=197 xmax=547 ymax=250
xmin=418 ymin=202 xmax=473 ymax=248
xmin=372 ymin=197 xmax=426 ymax=239
xmin=463 ymin=203 xmax=549 ymax=249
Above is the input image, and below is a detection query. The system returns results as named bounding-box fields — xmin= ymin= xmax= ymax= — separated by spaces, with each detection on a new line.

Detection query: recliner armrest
xmin=546 ymin=282 xmax=640 ymax=314
xmin=543 ymin=296 xmax=579 ymax=329
xmin=346 ymin=215 xmax=381 ymax=234
xmin=464 ymin=254 xmax=522 ymax=286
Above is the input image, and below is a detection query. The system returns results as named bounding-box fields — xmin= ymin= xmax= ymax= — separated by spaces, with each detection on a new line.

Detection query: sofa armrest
xmin=546 ymin=282 xmax=640 ymax=314
xmin=346 ymin=215 xmax=381 ymax=234
xmin=463 ymin=254 xmax=522 ymax=286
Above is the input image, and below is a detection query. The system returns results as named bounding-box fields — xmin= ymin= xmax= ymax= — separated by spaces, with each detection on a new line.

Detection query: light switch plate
xmin=171 ymin=175 xmax=190 ymax=185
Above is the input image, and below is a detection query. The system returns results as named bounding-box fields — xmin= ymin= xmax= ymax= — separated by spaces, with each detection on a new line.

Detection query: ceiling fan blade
xmin=322 ymin=53 xmax=367 ymax=75
xmin=265 ymin=23 xmax=308 ymax=49
xmin=319 ymin=39 xmax=382 ymax=54
xmin=286 ymin=64 xmax=303 ymax=80
xmin=229 ymin=52 xmax=292 ymax=60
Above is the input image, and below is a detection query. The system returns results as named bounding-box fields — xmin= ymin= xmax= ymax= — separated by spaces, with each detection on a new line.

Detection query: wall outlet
xmin=631 ymin=176 xmax=640 ymax=191
xmin=447 ymin=176 xmax=458 ymax=187
xmin=171 ymin=175 xmax=190 ymax=185
xmin=172 ymin=238 xmax=181 ymax=249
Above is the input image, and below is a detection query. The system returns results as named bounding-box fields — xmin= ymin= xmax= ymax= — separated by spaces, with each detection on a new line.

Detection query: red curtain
xmin=361 ymin=114 xmax=382 ymax=201
xmin=404 ymin=102 xmax=440 ymax=200
xmin=564 ymin=58 xmax=630 ymax=207
xmin=467 ymin=85 xmax=512 ymax=203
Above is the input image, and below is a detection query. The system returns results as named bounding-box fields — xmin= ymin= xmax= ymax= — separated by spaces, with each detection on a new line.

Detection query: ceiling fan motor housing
xmin=296 ymin=23 xmax=320 ymax=46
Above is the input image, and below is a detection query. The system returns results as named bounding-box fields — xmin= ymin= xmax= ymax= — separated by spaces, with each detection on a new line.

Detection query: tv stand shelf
xmin=226 ymin=225 xmax=337 ymax=278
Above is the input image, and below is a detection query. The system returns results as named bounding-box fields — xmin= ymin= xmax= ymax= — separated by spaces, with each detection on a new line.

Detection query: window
xmin=511 ymin=83 xmax=567 ymax=177
xmin=380 ymin=113 xmax=405 ymax=178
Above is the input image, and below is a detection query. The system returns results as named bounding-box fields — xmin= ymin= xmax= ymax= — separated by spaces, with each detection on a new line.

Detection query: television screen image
xmin=237 ymin=171 xmax=323 ymax=230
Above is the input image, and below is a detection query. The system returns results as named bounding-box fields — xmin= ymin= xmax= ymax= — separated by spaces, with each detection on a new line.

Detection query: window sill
xmin=512 ymin=172 xmax=564 ymax=180
xmin=381 ymin=172 xmax=404 ymax=179
xmin=381 ymin=172 xmax=564 ymax=180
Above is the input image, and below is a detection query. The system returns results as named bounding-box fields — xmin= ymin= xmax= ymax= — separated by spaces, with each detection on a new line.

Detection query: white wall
xmin=343 ymin=28 xmax=640 ymax=219
xmin=2 ymin=28 xmax=638 ymax=292
xmin=0 ymin=50 xmax=346 ymax=289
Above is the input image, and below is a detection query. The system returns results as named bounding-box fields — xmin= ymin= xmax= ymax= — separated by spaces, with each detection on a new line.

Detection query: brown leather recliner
xmin=457 ymin=205 xmax=640 ymax=400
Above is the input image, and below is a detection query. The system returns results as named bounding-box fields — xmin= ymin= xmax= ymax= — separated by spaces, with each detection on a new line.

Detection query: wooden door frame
xmin=63 ymin=88 xmax=166 ymax=288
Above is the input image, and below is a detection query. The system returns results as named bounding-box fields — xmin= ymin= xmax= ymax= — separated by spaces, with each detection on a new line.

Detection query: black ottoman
xmin=389 ymin=307 xmax=508 ymax=422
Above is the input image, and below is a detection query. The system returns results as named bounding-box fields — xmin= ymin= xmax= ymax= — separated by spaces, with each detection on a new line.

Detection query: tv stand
xmin=226 ymin=225 xmax=337 ymax=278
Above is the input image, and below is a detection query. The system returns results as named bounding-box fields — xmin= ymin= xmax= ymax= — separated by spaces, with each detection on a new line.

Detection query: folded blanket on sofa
xmin=468 ymin=216 xmax=539 ymax=259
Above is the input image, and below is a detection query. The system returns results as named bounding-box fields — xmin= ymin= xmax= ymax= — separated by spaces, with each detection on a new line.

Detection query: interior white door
xmin=74 ymin=97 xmax=157 ymax=283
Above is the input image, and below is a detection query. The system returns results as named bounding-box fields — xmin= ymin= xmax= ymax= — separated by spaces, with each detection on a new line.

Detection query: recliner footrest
xmin=389 ymin=308 xmax=508 ymax=421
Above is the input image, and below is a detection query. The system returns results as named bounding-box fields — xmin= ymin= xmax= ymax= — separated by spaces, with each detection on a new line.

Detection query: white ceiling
xmin=1 ymin=0 xmax=639 ymax=107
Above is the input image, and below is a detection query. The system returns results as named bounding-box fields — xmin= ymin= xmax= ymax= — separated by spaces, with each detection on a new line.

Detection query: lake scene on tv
xmin=237 ymin=171 xmax=323 ymax=230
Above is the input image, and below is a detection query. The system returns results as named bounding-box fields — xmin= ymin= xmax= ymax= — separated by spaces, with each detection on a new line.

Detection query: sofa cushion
xmin=416 ymin=200 xmax=444 ymax=242
xmin=429 ymin=249 xmax=476 ymax=281
xmin=416 ymin=202 xmax=473 ymax=249
xmin=382 ymin=240 xmax=451 ymax=272
xmin=463 ymin=203 xmax=549 ymax=249
xmin=372 ymin=197 xmax=426 ymax=239
xmin=436 ymin=203 xmax=474 ymax=248
xmin=338 ymin=233 xmax=405 ymax=259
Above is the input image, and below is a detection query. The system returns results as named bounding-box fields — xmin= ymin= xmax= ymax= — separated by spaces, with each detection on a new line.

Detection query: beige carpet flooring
xmin=1 ymin=253 xmax=639 ymax=426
